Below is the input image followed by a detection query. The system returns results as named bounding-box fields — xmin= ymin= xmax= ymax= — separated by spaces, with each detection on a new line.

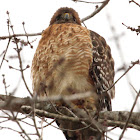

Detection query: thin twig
xmin=129 ymin=0 xmax=140 ymax=7
xmin=7 ymin=14 xmax=33 ymax=97
xmin=40 ymin=118 xmax=44 ymax=139
xmin=119 ymin=85 xmax=140 ymax=140
xmin=0 ymin=125 xmax=23 ymax=134
xmin=0 ymin=14 xmax=11 ymax=69
xmin=22 ymin=22 xmax=33 ymax=48
xmin=72 ymin=0 xmax=104 ymax=4
xmin=32 ymin=102 xmax=41 ymax=139
xmin=104 ymin=60 xmax=140 ymax=93
xmin=2 ymin=74 xmax=9 ymax=95
xmin=81 ymin=0 xmax=109 ymax=22
xmin=0 ymin=39 xmax=11 ymax=69
xmin=122 ymin=23 xmax=140 ymax=35
xmin=10 ymin=111 xmax=31 ymax=140
xmin=15 ymin=119 xmax=32 ymax=140
xmin=0 ymin=32 xmax=42 ymax=40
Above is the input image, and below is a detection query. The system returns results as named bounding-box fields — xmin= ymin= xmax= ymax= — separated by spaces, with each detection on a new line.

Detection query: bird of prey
xmin=31 ymin=7 xmax=115 ymax=140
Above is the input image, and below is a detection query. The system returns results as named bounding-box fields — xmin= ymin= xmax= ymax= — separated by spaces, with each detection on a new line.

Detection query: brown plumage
xmin=31 ymin=7 xmax=115 ymax=140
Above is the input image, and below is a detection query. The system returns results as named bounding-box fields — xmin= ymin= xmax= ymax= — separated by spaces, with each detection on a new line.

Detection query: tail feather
xmin=56 ymin=120 xmax=105 ymax=140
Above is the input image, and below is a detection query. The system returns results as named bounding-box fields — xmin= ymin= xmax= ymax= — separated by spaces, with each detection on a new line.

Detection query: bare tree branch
xmin=104 ymin=60 xmax=140 ymax=93
xmin=5 ymin=12 xmax=33 ymax=97
xmin=72 ymin=0 xmax=104 ymax=4
xmin=81 ymin=0 xmax=110 ymax=22
xmin=0 ymin=32 xmax=42 ymax=40
xmin=122 ymin=23 xmax=140 ymax=35
xmin=129 ymin=0 xmax=140 ymax=7
xmin=0 ymin=39 xmax=11 ymax=69
xmin=119 ymin=85 xmax=140 ymax=140
xmin=0 ymin=94 xmax=140 ymax=131
xmin=0 ymin=16 xmax=11 ymax=69
xmin=21 ymin=105 xmax=140 ymax=131
xmin=0 ymin=0 xmax=110 ymax=41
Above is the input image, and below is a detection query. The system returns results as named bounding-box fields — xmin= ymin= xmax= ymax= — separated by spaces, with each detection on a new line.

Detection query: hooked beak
xmin=63 ymin=13 xmax=71 ymax=20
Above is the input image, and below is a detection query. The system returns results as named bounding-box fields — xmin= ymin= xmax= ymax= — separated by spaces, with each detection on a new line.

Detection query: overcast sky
xmin=0 ymin=0 xmax=140 ymax=139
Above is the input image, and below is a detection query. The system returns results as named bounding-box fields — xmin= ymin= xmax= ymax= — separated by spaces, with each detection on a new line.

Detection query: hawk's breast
xmin=31 ymin=23 xmax=96 ymax=98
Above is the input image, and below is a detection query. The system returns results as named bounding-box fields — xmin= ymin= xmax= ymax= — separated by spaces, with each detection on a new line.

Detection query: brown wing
xmin=89 ymin=30 xmax=115 ymax=111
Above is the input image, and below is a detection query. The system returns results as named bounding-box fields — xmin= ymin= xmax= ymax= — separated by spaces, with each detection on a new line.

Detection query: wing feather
xmin=89 ymin=30 xmax=115 ymax=111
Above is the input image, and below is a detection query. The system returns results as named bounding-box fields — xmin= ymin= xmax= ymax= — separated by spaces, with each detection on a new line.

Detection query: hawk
xmin=31 ymin=7 xmax=115 ymax=140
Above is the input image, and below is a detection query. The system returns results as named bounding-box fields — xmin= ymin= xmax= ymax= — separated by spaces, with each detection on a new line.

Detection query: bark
xmin=0 ymin=94 xmax=140 ymax=131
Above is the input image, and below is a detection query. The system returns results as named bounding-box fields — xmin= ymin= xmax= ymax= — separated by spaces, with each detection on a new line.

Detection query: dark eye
xmin=56 ymin=15 xmax=61 ymax=21
xmin=73 ymin=16 xmax=77 ymax=22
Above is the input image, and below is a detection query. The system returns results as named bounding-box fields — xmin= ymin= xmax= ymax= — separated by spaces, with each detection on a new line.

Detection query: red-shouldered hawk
xmin=31 ymin=7 xmax=115 ymax=140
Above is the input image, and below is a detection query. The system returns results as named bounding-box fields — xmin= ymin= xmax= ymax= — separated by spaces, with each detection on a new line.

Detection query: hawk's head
xmin=50 ymin=7 xmax=81 ymax=25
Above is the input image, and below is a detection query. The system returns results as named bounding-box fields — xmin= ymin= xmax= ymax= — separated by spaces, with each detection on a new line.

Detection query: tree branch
xmin=0 ymin=94 xmax=140 ymax=131
xmin=122 ymin=23 xmax=140 ymax=35
xmin=129 ymin=0 xmax=140 ymax=7
xmin=0 ymin=0 xmax=110 ymax=40
xmin=104 ymin=60 xmax=140 ymax=93
xmin=81 ymin=0 xmax=110 ymax=22
xmin=119 ymin=85 xmax=140 ymax=139
xmin=0 ymin=32 xmax=42 ymax=40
